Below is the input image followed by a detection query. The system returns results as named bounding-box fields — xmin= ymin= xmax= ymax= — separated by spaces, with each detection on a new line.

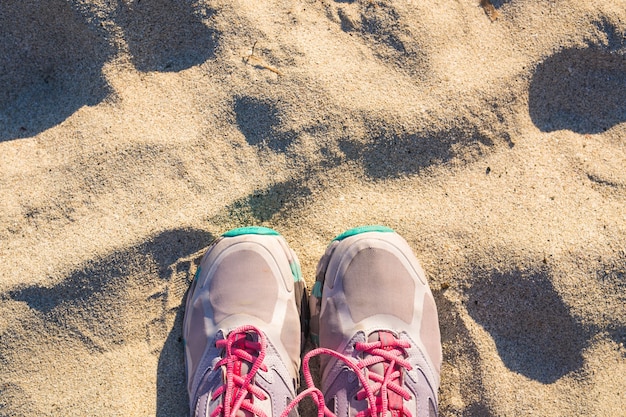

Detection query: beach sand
xmin=1 ymin=0 xmax=625 ymax=415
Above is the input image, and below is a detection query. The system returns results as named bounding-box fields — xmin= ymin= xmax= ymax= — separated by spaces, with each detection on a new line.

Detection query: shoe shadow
xmin=114 ymin=0 xmax=219 ymax=72
xmin=0 ymin=0 xmax=113 ymax=142
xmin=156 ymin=288 xmax=193 ymax=417
xmin=432 ymin=290 xmax=496 ymax=417
xmin=529 ymin=28 xmax=626 ymax=134
xmin=154 ymin=239 xmax=210 ymax=417
xmin=465 ymin=267 xmax=587 ymax=384
xmin=4 ymin=228 xmax=213 ymax=415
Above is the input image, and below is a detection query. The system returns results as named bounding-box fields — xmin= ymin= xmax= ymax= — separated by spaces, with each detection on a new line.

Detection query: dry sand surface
xmin=1 ymin=0 xmax=625 ymax=415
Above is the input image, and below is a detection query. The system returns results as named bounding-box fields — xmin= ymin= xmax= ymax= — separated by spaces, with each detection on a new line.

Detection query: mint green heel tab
xmin=333 ymin=225 xmax=395 ymax=241
xmin=290 ymin=261 xmax=303 ymax=282
xmin=222 ymin=226 xmax=280 ymax=237
xmin=312 ymin=281 xmax=323 ymax=298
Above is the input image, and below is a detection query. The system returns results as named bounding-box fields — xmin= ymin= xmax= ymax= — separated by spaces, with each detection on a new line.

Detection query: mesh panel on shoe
xmin=209 ymin=249 xmax=278 ymax=323
xmin=343 ymin=248 xmax=415 ymax=323
xmin=420 ymin=292 xmax=442 ymax=373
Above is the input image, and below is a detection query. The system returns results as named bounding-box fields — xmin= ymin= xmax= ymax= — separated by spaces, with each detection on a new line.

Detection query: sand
xmin=1 ymin=0 xmax=625 ymax=415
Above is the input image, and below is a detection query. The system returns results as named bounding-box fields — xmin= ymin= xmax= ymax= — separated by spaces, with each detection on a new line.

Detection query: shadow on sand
xmin=234 ymin=96 xmax=298 ymax=152
xmin=465 ymin=267 xmax=587 ymax=384
xmin=0 ymin=0 xmax=113 ymax=141
xmin=529 ymin=42 xmax=626 ymax=134
xmin=5 ymin=228 xmax=213 ymax=416
xmin=339 ymin=123 xmax=505 ymax=179
xmin=0 ymin=0 xmax=219 ymax=142
xmin=113 ymin=0 xmax=219 ymax=72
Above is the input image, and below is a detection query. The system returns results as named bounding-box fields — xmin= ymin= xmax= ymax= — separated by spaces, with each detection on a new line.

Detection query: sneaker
xmin=309 ymin=226 xmax=442 ymax=417
xmin=183 ymin=226 xmax=308 ymax=417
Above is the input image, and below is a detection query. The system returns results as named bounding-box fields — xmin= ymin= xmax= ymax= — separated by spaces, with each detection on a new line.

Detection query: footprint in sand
xmin=327 ymin=0 xmax=427 ymax=73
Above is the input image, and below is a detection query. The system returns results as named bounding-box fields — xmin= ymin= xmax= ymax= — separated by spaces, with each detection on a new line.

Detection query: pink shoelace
xmin=284 ymin=332 xmax=413 ymax=417
xmin=211 ymin=325 xmax=330 ymax=417
xmin=213 ymin=326 xmax=412 ymax=417
xmin=352 ymin=332 xmax=413 ymax=417
xmin=211 ymin=325 xmax=270 ymax=417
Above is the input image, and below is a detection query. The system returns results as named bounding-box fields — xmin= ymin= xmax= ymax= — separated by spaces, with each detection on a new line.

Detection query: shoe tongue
xmin=232 ymin=333 xmax=254 ymax=375
xmin=368 ymin=331 xmax=396 ymax=346
xmin=366 ymin=331 xmax=391 ymax=377
xmin=365 ymin=331 xmax=404 ymax=412
xmin=235 ymin=408 xmax=252 ymax=417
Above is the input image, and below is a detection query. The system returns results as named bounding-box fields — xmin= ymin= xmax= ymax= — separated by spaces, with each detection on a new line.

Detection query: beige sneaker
xmin=309 ymin=226 xmax=442 ymax=417
xmin=183 ymin=227 xmax=307 ymax=417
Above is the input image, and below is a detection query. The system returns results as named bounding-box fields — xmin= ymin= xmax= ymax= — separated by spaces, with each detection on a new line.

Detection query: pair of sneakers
xmin=183 ymin=226 xmax=442 ymax=417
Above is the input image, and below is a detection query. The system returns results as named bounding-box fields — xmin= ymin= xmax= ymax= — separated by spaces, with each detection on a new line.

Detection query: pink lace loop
xmin=209 ymin=328 xmax=413 ymax=417
xmin=293 ymin=334 xmax=413 ymax=417
xmin=279 ymin=386 xmax=330 ymax=417
xmin=279 ymin=349 xmax=339 ymax=417
xmin=211 ymin=325 xmax=269 ymax=417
